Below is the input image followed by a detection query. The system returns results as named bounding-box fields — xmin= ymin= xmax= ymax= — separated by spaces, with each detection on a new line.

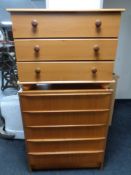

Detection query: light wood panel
xmin=27 ymin=138 xmax=105 ymax=152
xmin=15 ymin=39 xmax=118 ymax=61
xmin=25 ymin=125 xmax=107 ymax=139
xmin=22 ymin=110 xmax=109 ymax=126
xmin=28 ymin=151 xmax=103 ymax=169
xmin=11 ymin=12 xmax=121 ymax=38
xmin=20 ymin=91 xmax=112 ymax=111
xmin=17 ymin=62 xmax=114 ymax=82
xmin=7 ymin=9 xmax=125 ymax=12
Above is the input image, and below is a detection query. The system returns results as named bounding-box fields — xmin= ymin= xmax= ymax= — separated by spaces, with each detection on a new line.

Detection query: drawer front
xmin=23 ymin=110 xmax=109 ymax=126
xmin=28 ymin=152 xmax=103 ymax=169
xmin=11 ymin=12 xmax=121 ymax=38
xmin=20 ymin=92 xmax=112 ymax=111
xmin=25 ymin=125 xmax=107 ymax=139
xmin=15 ymin=39 xmax=117 ymax=61
xmin=17 ymin=62 xmax=114 ymax=83
xmin=27 ymin=139 xmax=105 ymax=152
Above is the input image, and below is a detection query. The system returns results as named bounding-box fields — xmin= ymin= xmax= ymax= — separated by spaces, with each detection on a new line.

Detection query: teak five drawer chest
xmin=8 ymin=8 xmax=125 ymax=170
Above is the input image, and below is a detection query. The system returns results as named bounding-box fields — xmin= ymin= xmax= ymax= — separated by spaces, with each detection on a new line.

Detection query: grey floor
xmin=0 ymin=100 xmax=131 ymax=175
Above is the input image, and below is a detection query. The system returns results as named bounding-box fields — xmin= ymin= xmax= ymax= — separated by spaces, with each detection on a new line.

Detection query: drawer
xmin=20 ymin=90 xmax=112 ymax=111
xmin=17 ymin=62 xmax=114 ymax=83
xmin=27 ymin=138 xmax=105 ymax=152
xmin=25 ymin=125 xmax=107 ymax=139
xmin=15 ymin=39 xmax=117 ymax=61
xmin=23 ymin=110 xmax=109 ymax=126
xmin=11 ymin=12 xmax=121 ymax=38
xmin=28 ymin=151 xmax=103 ymax=169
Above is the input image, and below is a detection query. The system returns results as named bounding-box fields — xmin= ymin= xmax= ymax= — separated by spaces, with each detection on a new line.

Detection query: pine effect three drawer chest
xmin=8 ymin=8 xmax=125 ymax=170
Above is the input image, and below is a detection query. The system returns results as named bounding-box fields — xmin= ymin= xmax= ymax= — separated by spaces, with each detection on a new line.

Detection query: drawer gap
xmin=21 ymin=83 xmax=113 ymax=93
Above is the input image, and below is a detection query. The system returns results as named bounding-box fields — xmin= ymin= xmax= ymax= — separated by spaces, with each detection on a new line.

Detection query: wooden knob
xmin=35 ymin=67 xmax=41 ymax=74
xmin=95 ymin=20 xmax=102 ymax=28
xmin=93 ymin=45 xmax=100 ymax=52
xmin=91 ymin=67 xmax=97 ymax=74
xmin=31 ymin=19 xmax=38 ymax=28
xmin=34 ymin=45 xmax=40 ymax=52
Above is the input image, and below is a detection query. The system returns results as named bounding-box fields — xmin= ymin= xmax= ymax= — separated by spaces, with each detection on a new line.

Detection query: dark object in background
xmin=0 ymin=22 xmax=19 ymax=91
xmin=0 ymin=115 xmax=15 ymax=139
xmin=0 ymin=51 xmax=19 ymax=91
xmin=0 ymin=23 xmax=17 ymax=139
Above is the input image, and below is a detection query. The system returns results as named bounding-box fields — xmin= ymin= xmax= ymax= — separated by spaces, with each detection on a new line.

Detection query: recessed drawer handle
xmin=93 ymin=45 xmax=100 ymax=52
xmin=91 ymin=67 xmax=97 ymax=74
xmin=95 ymin=20 xmax=102 ymax=28
xmin=35 ymin=67 xmax=41 ymax=74
xmin=31 ymin=19 xmax=38 ymax=28
xmin=34 ymin=45 xmax=40 ymax=52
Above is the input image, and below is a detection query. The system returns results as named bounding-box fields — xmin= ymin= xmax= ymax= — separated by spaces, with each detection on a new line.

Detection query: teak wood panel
xmin=11 ymin=12 xmax=121 ymax=38
xmin=27 ymin=138 xmax=105 ymax=152
xmin=20 ymin=91 xmax=112 ymax=111
xmin=15 ymin=39 xmax=118 ymax=61
xmin=17 ymin=62 xmax=114 ymax=82
xmin=25 ymin=125 xmax=107 ymax=139
xmin=22 ymin=110 xmax=109 ymax=126
xmin=28 ymin=152 xmax=103 ymax=169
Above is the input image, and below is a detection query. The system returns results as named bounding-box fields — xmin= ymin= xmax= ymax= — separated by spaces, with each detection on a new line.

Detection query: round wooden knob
xmin=31 ymin=19 xmax=38 ymax=28
xmin=95 ymin=20 xmax=102 ymax=28
xmin=93 ymin=45 xmax=100 ymax=52
xmin=34 ymin=45 xmax=40 ymax=52
xmin=35 ymin=67 xmax=41 ymax=74
xmin=91 ymin=67 xmax=97 ymax=74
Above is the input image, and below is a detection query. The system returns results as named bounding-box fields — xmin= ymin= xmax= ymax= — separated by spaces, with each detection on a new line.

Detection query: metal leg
xmin=1 ymin=52 xmax=19 ymax=91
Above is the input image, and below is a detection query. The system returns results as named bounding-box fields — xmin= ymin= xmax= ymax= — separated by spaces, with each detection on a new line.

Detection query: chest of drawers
xmin=8 ymin=8 xmax=124 ymax=170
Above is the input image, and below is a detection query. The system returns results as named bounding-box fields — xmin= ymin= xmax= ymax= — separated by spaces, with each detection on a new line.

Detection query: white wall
xmin=0 ymin=0 xmax=46 ymax=21
xmin=104 ymin=0 xmax=131 ymax=99
xmin=47 ymin=0 xmax=103 ymax=9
